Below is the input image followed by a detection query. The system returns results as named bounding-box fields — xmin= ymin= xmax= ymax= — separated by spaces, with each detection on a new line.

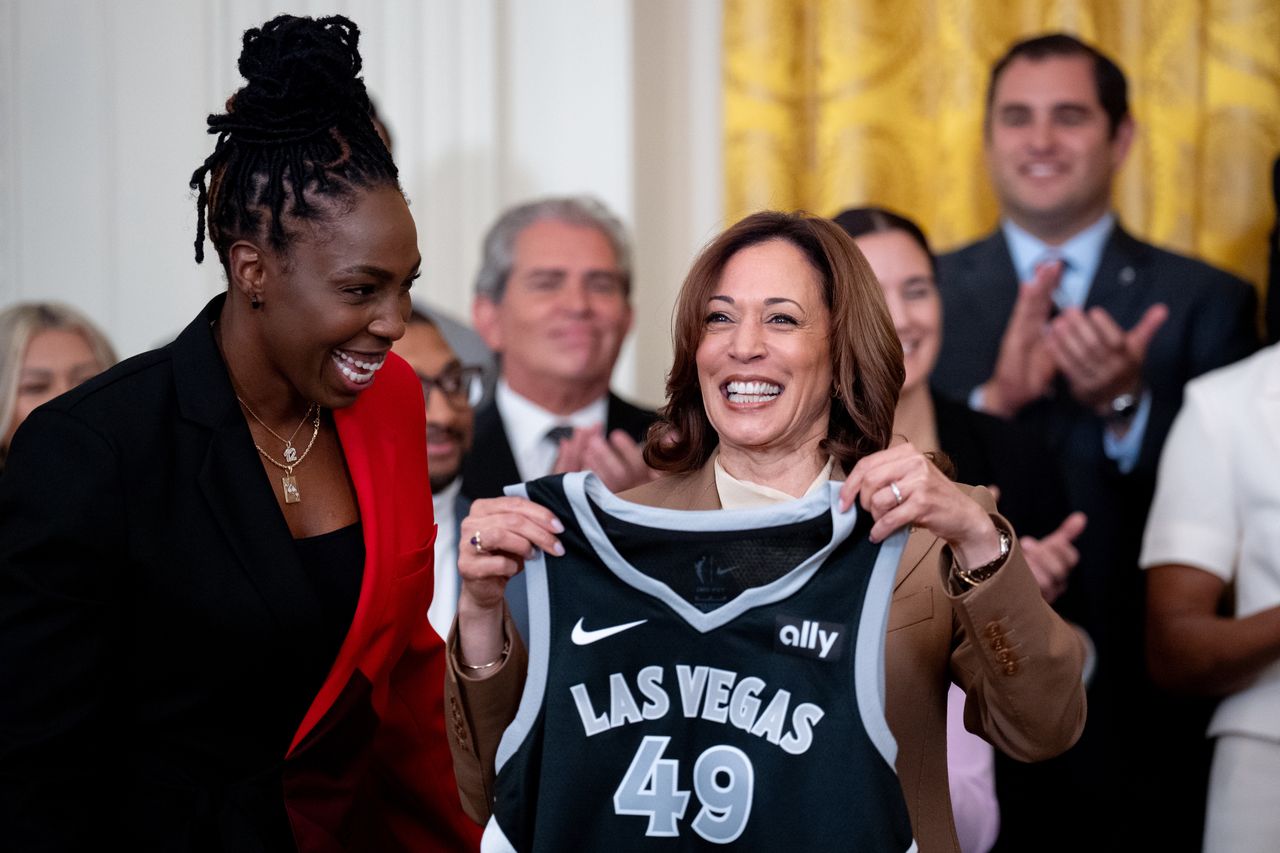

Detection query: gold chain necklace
xmin=237 ymin=398 xmax=321 ymax=504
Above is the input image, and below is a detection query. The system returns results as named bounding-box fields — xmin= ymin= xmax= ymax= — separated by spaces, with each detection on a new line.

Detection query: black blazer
xmin=0 ymin=297 xmax=473 ymax=851
xmin=459 ymin=391 xmax=656 ymax=502
xmin=0 ymin=299 xmax=318 ymax=849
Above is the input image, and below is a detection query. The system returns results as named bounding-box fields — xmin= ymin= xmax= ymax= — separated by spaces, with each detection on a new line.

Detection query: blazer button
xmin=1003 ymin=663 xmax=1018 ymax=676
xmin=985 ymin=621 xmax=1001 ymax=638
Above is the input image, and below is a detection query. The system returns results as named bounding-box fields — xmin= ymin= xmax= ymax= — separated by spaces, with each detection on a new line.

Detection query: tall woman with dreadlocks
xmin=0 ymin=15 xmax=478 ymax=852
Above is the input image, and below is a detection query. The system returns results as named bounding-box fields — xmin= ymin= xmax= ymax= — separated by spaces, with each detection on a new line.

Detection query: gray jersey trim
xmin=562 ymin=471 xmax=859 ymax=634
xmin=853 ymin=527 xmax=908 ymax=769
xmin=493 ymin=482 xmax=552 ymax=773
xmin=480 ymin=815 xmax=516 ymax=852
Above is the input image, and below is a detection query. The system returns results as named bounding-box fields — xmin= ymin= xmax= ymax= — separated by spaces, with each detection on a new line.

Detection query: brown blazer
xmin=444 ymin=466 xmax=1086 ymax=852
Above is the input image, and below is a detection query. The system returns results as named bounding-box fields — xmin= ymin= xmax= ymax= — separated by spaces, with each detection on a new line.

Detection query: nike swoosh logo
xmin=571 ymin=617 xmax=648 ymax=646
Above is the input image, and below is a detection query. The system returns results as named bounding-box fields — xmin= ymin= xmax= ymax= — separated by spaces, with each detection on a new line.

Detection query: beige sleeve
xmin=945 ymin=488 xmax=1088 ymax=761
xmin=443 ymin=608 xmax=528 ymax=824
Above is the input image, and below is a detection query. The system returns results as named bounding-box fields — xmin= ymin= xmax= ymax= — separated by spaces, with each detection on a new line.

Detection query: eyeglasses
xmin=417 ymin=365 xmax=484 ymax=409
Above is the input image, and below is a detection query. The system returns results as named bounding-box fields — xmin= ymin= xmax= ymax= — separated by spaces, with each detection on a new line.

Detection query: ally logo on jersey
xmin=775 ymin=614 xmax=847 ymax=661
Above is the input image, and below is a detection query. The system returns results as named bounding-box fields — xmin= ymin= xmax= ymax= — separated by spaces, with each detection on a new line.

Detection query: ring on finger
xmin=889 ymin=480 xmax=904 ymax=506
xmin=469 ymin=531 xmax=486 ymax=554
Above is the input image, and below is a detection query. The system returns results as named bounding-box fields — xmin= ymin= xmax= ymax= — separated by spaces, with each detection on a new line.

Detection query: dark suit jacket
xmin=0 ymin=297 xmax=479 ymax=852
xmin=935 ymin=225 xmax=1257 ymax=849
xmin=933 ymin=391 xmax=1069 ymax=541
xmin=444 ymin=468 xmax=1086 ymax=853
xmin=459 ymin=392 xmax=656 ymax=640
xmin=459 ymin=392 xmax=656 ymax=502
xmin=934 ymin=224 xmax=1257 ymax=478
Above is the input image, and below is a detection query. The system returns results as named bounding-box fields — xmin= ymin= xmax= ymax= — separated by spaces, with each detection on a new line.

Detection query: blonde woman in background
xmin=0 ymin=302 xmax=117 ymax=471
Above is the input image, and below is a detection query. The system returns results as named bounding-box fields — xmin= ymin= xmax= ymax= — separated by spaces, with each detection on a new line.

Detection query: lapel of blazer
xmin=1084 ymin=224 xmax=1150 ymax=327
xmin=961 ymin=232 xmax=1021 ymax=335
xmin=892 ymin=527 xmax=938 ymax=592
xmin=290 ymin=353 xmax=435 ymax=751
xmin=461 ymin=401 xmax=521 ymax=499
xmin=175 ymin=297 xmax=324 ymax=666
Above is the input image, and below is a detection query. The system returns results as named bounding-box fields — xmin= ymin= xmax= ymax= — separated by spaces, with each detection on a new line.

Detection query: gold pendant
xmin=282 ymin=474 xmax=301 ymax=504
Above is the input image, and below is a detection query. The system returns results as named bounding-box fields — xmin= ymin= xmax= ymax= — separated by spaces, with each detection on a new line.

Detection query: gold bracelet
xmin=459 ymin=636 xmax=511 ymax=671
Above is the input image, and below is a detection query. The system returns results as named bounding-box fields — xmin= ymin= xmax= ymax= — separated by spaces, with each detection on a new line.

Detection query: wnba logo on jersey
xmin=775 ymin=616 xmax=847 ymax=661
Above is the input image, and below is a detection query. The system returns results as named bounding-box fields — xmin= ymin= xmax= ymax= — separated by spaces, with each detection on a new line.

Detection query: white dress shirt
xmin=494 ymin=380 xmax=608 ymax=482
xmin=428 ymin=478 xmax=461 ymax=640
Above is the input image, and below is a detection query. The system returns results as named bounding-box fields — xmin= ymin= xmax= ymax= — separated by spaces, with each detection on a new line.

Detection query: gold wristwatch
xmin=954 ymin=528 xmax=1012 ymax=590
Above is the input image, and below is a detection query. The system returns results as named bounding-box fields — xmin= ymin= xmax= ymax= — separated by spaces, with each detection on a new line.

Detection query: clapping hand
xmin=979 ymin=262 xmax=1060 ymax=418
xmin=552 ymin=425 xmax=658 ymax=492
xmin=1021 ymin=512 xmax=1087 ymax=603
xmin=1045 ymin=304 xmax=1167 ymax=413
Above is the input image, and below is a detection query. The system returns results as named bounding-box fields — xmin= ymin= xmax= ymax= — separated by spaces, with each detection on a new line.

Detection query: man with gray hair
xmin=460 ymin=196 xmax=656 ymax=510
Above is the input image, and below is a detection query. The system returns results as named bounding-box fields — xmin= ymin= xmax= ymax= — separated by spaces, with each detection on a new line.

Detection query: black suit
xmin=935 ymin=224 xmax=1257 ymax=852
xmin=459 ymin=392 xmax=656 ymax=502
xmin=459 ymin=392 xmax=656 ymax=640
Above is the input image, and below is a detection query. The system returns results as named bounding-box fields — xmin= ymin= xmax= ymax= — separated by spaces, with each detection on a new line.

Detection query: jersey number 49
xmin=613 ymin=735 xmax=754 ymax=844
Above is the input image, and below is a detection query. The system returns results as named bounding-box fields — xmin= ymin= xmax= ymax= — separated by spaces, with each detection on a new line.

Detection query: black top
xmin=292 ymin=522 xmax=365 ymax=716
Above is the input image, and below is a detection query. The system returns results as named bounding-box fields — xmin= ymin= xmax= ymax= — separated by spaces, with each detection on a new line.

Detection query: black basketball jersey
xmin=484 ymin=472 xmax=916 ymax=852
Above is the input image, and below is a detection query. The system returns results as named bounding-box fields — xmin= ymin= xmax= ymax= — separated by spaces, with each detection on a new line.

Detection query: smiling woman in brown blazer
xmin=445 ymin=211 xmax=1086 ymax=852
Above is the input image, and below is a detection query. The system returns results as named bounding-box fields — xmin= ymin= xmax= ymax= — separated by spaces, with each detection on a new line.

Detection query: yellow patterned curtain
xmin=724 ymin=0 xmax=1280 ymax=292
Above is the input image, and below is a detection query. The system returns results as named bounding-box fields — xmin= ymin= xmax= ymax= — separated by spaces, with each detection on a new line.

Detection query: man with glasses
xmin=393 ymin=310 xmax=483 ymax=639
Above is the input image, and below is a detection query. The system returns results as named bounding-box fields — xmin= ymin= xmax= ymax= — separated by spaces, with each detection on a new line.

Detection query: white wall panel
xmin=0 ymin=0 xmax=722 ymax=405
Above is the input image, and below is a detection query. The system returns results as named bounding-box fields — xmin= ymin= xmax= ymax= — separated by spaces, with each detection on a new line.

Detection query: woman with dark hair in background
xmin=0 ymin=301 xmax=116 ymax=473
xmin=833 ymin=207 xmax=1087 ymax=604
xmin=0 ymin=15 xmax=477 ymax=852
xmin=834 ymin=207 xmax=1090 ymax=852
xmin=445 ymin=211 xmax=1085 ymax=851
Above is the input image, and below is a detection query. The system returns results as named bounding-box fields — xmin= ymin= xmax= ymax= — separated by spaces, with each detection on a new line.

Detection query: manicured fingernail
xmin=551 ymin=518 xmax=565 ymax=533
xmin=551 ymin=541 xmax=565 ymax=556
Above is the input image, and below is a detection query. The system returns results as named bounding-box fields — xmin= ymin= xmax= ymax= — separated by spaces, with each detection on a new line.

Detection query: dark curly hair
xmin=189 ymin=14 xmax=399 ymax=268
xmin=644 ymin=211 xmax=904 ymax=474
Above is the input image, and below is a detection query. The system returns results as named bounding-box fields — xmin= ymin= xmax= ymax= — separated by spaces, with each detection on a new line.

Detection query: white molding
xmin=0 ymin=0 xmax=16 ymax=308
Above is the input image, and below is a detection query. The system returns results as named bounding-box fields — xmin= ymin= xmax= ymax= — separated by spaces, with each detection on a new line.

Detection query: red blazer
xmin=285 ymin=353 xmax=481 ymax=851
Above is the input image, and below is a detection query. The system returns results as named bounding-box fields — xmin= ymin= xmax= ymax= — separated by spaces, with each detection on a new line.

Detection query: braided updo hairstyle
xmin=189 ymin=14 xmax=399 ymax=268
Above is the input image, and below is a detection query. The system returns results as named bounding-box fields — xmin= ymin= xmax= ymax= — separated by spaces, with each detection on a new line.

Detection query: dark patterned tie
xmin=545 ymin=424 xmax=574 ymax=445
